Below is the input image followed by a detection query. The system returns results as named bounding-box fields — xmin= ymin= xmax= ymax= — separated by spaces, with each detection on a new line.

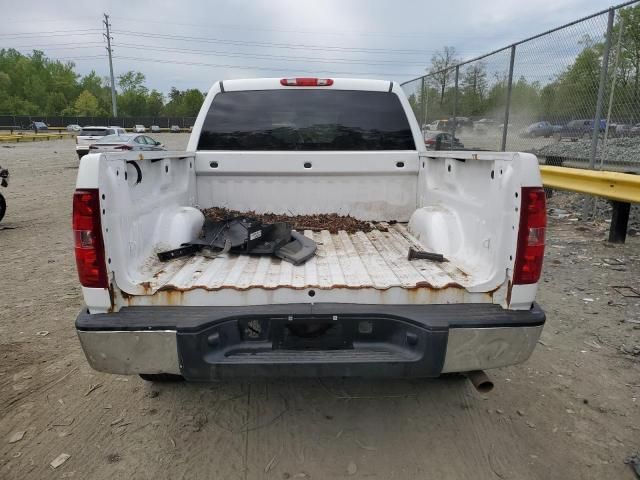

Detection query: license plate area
xmin=280 ymin=321 xmax=348 ymax=350
xmin=238 ymin=317 xmax=351 ymax=350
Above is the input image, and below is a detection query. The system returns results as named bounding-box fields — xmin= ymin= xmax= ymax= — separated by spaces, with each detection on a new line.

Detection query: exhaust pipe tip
xmin=465 ymin=370 xmax=494 ymax=393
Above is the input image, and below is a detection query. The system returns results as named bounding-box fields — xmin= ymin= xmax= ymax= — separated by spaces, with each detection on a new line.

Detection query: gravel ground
xmin=0 ymin=135 xmax=639 ymax=480
xmin=534 ymin=137 xmax=640 ymax=172
xmin=548 ymin=190 xmax=640 ymax=235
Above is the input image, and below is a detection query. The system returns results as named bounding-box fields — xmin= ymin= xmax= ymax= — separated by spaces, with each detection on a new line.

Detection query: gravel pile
xmin=533 ymin=137 xmax=640 ymax=166
xmin=202 ymin=207 xmax=376 ymax=234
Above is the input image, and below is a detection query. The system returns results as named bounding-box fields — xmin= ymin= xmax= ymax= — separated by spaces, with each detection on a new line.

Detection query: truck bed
xmin=138 ymin=224 xmax=478 ymax=300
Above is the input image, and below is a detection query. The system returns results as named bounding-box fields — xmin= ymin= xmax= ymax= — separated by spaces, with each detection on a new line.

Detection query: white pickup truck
xmin=76 ymin=126 xmax=127 ymax=159
xmin=73 ymin=77 xmax=546 ymax=386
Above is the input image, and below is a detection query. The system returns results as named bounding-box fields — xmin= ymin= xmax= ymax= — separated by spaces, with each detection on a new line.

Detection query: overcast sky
xmin=0 ymin=0 xmax=612 ymax=95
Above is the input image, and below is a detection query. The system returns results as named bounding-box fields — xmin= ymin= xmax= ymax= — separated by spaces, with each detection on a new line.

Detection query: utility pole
xmin=103 ymin=13 xmax=117 ymax=117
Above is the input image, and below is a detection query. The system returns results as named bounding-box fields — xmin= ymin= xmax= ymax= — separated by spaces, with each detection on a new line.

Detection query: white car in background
xmin=76 ymin=126 xmax=126 ymax=159
xmin=133 ymin=125 xmax=146 ymax=133
xmin=66 ymin=124 xmax=82 ymax=132
xmin=88 ymin=133 xmax=165 ymax=152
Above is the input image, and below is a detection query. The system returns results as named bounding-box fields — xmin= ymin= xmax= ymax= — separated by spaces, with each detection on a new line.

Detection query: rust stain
xmin=107 ymin=284 xmax=115 ymax=313
xmin=124 ymin=283 xmax=497 ymax=307
xmin=506 ymin=279 xmax=513 ymax=306
xmin=151 ymin=280 xmax=471 ymax=294
xmin=414 ymin=280 xmax=465 ymax=290
xmin=120 ymin=289 xmax=133 ymax=300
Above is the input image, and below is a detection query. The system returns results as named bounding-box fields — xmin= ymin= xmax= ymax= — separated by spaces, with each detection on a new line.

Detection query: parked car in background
xmin=520 ymin=121 xmax=553 ymax=138
xmin=474 ymin=118 xmax=497 ymax=132
xmin=170 ymin=125 xmax=181 ymax=133
xmin=151 ymin=125 xmax=161 ymax=133
xmin=553 ymin=119 xmax=598 ymax=142
xmin=631 ymin=123 xmax=640 ymax=136
xmin=423 ymin=130 xmax=464 ymax=150
xmin=88 ymin=134 xmax=165 ymax=152
xmin=76 ymin=126 xmax=127 ymax=159
xmin=426 ymin=119 xmax=452 ymax=132
xmin=134 ymin=125 xmax=146 ymax=133
xmin=66 ymin=124 xmax=82 ymax=132
xmin=610 ymin=123 xmax=635 ymax=137
xmin=454 ymin=117 xmax=473 ymax=129
xmin=29 ymin=121 xmax=48 ymax=132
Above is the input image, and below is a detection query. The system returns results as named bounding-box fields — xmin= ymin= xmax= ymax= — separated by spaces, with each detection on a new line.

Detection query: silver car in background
xmin=88 ymin=134 xmax=165 ymax=152
xmin=76 ymin=126 xmax=126 ymax=159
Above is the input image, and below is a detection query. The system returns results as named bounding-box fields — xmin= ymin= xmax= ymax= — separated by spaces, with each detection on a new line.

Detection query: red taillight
xmin=425 ymin=139 xmax=435 ymax=145
xmin=280 ymin=77 xmax=334 ymax=87
xmin=513 ymin=187 xmax=546 ymax=285
xmin=72 ymin=189 xmax=108 ymax=288
xmin=114 ymin=144 xmax=132 ymax=150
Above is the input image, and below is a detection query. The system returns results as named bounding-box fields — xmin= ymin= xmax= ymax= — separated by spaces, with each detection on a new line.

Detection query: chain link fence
xmin=401 ymin=0 xmax=640 ymax=173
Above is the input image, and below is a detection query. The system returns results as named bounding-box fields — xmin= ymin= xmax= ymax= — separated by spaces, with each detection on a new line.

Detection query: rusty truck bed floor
xmin=142 ymin=224 xmax=475 ymax=294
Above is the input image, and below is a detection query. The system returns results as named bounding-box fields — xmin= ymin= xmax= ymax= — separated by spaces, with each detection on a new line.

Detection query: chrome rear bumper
xmin=76 ymin=303 xmax=544 ymax=378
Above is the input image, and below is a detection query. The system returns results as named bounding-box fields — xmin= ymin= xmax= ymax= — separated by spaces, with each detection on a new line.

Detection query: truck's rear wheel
xmin=139 ymin=373 xmax=184 ymax=382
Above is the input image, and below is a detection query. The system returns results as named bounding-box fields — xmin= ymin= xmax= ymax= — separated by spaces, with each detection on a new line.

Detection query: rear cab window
xmin=80 ymin=128 xmax=108 ymax=136
xmin=198 ymin=90 xmax=415 ymax=151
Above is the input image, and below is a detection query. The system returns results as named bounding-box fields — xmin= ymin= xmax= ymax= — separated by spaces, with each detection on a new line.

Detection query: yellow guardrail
xmin=0 ymin=132 xmax=74 ymax=143
xmin=540 ymin=165 xmax=640 ymax=203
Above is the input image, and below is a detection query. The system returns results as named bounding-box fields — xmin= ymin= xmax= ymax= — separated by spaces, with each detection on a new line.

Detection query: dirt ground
xmin=0 ymin=135 xmax=639 ymax=480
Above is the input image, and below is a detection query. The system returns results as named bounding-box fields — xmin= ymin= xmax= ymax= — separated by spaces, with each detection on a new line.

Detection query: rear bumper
xmin=75 ymin=303 xmax=545 ymax=379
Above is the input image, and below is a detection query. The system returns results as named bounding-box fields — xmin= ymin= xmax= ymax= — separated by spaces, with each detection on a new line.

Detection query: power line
xmin=112 ymin=29 xmax=432 ymax=56
xmin=2 ymin=42 xmax=104 ymax=50
xmin=0 ymin=29 xmax=102 ymax=38
xmin=109 ymin=16 xmax=481 ymax=40
xmin=112 ymin=54 xmax=409 ymax=77
xmin=45 ymin=55 xmax=107 ymax=61
xmin=111 ymin=43 xmax=429 ymax=67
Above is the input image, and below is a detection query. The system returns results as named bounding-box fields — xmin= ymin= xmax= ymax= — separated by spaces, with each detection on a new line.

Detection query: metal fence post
xmin=589 ymin=8 xmax=615 ymax=169
xmin=451 ymin=66 xmax=459 ymax=150
xmin=501 ymin=45 xmax=516 ymax=152
xmin=420 ymin=77 xmax=426 ymax=128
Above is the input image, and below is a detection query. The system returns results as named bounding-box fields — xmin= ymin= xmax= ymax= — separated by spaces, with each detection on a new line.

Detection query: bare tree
xmin=428 ymin=46 xmax=459 ymax=105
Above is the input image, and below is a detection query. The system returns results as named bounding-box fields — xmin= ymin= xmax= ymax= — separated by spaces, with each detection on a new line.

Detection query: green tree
xmin=74 ymin=90 xmax=100 ymax=116
xmin=118 ymin=71 xmax=147 ymax=94
xmin=80 ymin=71 xmax=111 ymax=113
xmin=146 ymin=89 xmax=164 ymax=116
xmin=428 ymin=46 xmax=459 ymax=106
xmin=181 ymin=89 xmax=205 ymax=116
xmin=45 ymin=91 xmax=68 ymax=115
xmin=162 ymin=87 xmax=204 ymax=116
xmin=116 ymin=71 xmax=149 ymax=116
xmin=460 ymin=62 xmax=487 ymax=116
